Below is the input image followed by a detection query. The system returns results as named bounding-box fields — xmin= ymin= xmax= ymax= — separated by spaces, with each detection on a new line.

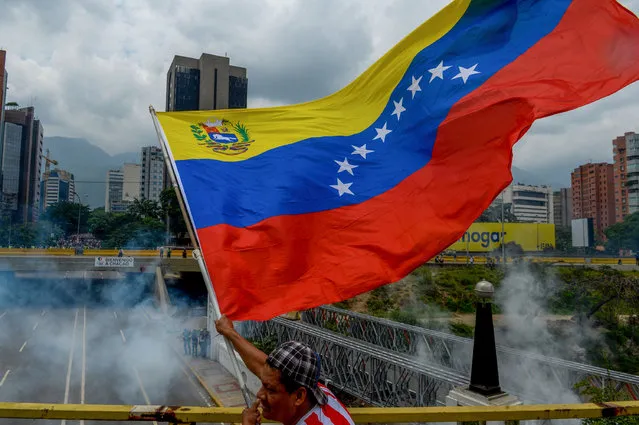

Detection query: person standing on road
xmin=182 ymin=328 xmax=191 ymax=355
xmin=215 ymin=316 xmax=354 ymax=425
xmin=199 ymin=328 xmax=209 ymax=357
xmin=191 ymin=328 xmax=199 ymax=356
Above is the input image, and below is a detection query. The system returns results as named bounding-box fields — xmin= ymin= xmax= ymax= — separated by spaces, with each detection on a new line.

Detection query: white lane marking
xmin=61 ymin=309 xmax=79 ymax=425
xmin=0 ymin=370 xmax=10 ymax=387
xmin=19 ymin=341 xmax=27 ymax=352
xmin=113 ymin=311 xmax=118 ymax=319
xmin=133 ymin=367 xmax=158 ymax=425
xmin=41 ymin=309 xmax=46 ymax=317
xmin=0 ymin=312 xmax=6 ymax=320
xmin=120 ymin=329 xmax=126 ymax=344
xmin=80 ymin=307 xmax=87 ymax=425
xmin=32 ymin=322 xmax=39 ymax=331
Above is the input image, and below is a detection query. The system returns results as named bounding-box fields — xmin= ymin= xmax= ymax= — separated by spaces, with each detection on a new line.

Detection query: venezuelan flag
xmin=156 ymin=0 xmax=639 ymax=321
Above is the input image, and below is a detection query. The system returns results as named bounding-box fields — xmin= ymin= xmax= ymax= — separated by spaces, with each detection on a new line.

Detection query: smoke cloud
xmin=0 ymin=252 xmax=209 ymax=412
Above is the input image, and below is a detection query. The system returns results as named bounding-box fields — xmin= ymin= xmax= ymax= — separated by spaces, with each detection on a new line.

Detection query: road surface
xmin=0 ymin=307 xmax=212 ymax=425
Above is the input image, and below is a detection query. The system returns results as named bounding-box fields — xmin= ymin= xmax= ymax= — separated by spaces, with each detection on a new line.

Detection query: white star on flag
xmin=373 ymin=122 xmax=392 ymax=142
xmin=391 ymin=98 xmax=406 ymax=120
xmin=452 ymin=64 xmax=480 ymax=84
xmin=330 ymin=178 xmax=354 ymax=196
xmin=352 ymin=144 xmax=374 ymax=159
xmin=428 ymin=60 xmax=451 ymax=83
xmin=334 ymin=158 xmax=358 ymax=175
xmin=407 ymin=75 xmax=422 ymax=99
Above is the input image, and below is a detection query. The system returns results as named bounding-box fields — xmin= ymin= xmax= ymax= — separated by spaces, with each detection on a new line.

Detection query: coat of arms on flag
xmin=190 ymin=118 xmax=254 ymax=155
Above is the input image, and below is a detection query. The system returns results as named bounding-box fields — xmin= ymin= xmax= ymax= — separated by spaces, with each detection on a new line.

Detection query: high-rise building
xmin=552 ymin=188 xmax=572 ymax=227
xmin=499 ymin=183 xmax=554 ymax=223
xmin=614 ymin=132 xmax=639 ymax=217
xmin=613 ymin=134 xmax=629 ymax=222
xmin=140 ymin=146 xmax=164 ymax=202
xmin=2 ymin=122 xmax=22 ymax=212
xmin=0 ymin=50 xmax=7 ymax=181
xmin=40 ymin=168 xmax=75 ymax=211
xmin=571 ymin=163 xmax=615 ymax=240
xmin=3 ymin=107 xmax=43 ymax=223
xmin=164 ymin=53 xmax=248 ymax=192
xmin=105 ymin=169 xmax=124 ymax=213
xmin=166 ymin=53 xmax=248 ymax=112
xmin=122 ymin=163 xmax=141 ymax=202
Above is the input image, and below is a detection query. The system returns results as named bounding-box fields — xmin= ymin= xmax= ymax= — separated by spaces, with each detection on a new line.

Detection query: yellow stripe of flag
xmin=158 ymin=0 xmax=471 ymax=162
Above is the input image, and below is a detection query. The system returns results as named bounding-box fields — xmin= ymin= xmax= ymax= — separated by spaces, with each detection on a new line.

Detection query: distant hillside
xmin=43 ymin=137 xmax=139 ymax=208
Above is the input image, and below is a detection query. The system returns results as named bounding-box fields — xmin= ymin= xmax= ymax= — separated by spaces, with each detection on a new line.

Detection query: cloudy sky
xmin=1 ymin=0 xmax=638 ymax=187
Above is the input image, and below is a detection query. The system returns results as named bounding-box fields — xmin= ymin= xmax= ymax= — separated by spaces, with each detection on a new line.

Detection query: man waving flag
xmin=154 ymin=0 xmax=639 ymax=321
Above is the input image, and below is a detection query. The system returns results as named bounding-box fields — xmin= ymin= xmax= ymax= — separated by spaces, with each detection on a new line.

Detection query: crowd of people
xmin=181 ymin=328 xmax=211 ymax=357
xmin=54 ymin=234 xmax=102 ymax=249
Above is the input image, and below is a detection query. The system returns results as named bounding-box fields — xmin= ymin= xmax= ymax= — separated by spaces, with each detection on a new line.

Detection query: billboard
xmin=447 ymin=223 xmax=556 ymax=252
xmin=571 ymin=218 xmax=594 ymax=248
xmin=94 ymin=256 xmax=135 ymax=267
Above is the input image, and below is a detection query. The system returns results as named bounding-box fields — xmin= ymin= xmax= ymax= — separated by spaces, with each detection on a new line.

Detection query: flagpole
xmin=148 ymin=106 xmax=253 ymax=407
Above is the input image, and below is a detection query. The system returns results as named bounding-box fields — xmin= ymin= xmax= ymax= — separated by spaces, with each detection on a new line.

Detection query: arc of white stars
xmin=407 ymin=75 xmax=422 ymax=99
xmin=428 ymin=60 xmax=451 ymax=83
xmin=351 ymin=144 xmax=374 ymax=159
xmin=373 ymin=122 xmax=392 ymax=143
xmin=330 ymin=178 xmax=354 ymax=196
xmin=391 ymin=98 xmax=406 ymax=120
xmin=452 ymin=64 xmax=480 ymax=84
xmin=335 ymin=158 xmax=358 ymax=176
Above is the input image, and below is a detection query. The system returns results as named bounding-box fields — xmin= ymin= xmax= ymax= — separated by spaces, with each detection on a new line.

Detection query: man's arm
xmin=215 ymin=315 xmax=268 ymax=378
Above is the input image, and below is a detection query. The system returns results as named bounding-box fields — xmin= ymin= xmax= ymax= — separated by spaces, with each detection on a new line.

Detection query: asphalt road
xmin=0 ymin=307 xmax=212 ymax=425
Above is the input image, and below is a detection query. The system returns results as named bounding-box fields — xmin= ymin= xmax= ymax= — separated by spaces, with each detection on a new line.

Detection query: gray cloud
xmin=0 ymin=0 xmax=637 ymax=184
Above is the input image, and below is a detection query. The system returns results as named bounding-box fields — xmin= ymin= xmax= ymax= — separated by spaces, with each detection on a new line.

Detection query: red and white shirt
xmin=297 ymin=384 xmax=355 ymax=425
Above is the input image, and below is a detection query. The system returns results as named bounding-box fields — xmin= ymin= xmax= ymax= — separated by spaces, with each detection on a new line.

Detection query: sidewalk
xmin=169 ymin=318 xmax=248 ymax=408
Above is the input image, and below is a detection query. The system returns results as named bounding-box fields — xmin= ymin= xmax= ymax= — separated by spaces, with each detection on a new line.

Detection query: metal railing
xmin=302 ymin=306 xmax=639 ymax=401
xmin=0 ymin=401 xmax=637 ymax=423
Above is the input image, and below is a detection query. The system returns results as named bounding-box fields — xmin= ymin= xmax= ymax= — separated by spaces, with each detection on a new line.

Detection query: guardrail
xmin=0 ymin=401 xmax=637 ymax=423
xmin=304 ymin=306 xmax=639 ymax=401
xmin=0 ymin=248 xmax=194 ymax=257
xmin=0 ymin=249 xmax=635 ymax=266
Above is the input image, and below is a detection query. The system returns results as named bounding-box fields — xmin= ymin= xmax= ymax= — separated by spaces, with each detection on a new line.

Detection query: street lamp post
xmin=75 ymin=193 xmax=82 ymax=238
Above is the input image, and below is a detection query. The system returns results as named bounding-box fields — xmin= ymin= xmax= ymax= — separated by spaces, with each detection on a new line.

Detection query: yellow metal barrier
xmin=0 ymin=402 xmax=637 ymax=423
xmin=0 ymin=248 xmax=196 ymax=258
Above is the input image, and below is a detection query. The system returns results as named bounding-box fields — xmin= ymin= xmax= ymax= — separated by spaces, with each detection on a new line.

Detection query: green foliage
xmin=476 ymin=202 xmax=518 ymax=223
xmin=605 ymin=212 xmax=639 ymax=253
xmin=159 ymin=188 xmax=188 ymax=245
xmin=366 ymin=286 xmax=393 ymax=317
xmin=42 ymin=201 xmax=91 ymax=235
xmin=250 ymin=335 xmax=278 ymax=355
xmin=575 ymin=376 xmax=639 ymax=425
xmin=450 ymin=322 xmax=474 ymax=337
xmin=389 ymin=309 xmax=419 ymax=326
xmin=127 ymin=198 xmax=162 ymax=220
xmin=412 ymin=265 xmax=504 ymax=313
xmin=555 ymin=225 xmax=576 ymax=253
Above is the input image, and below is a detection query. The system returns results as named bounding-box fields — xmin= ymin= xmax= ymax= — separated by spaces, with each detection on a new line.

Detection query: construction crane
xmin=43 ymin=149 xmax=58 ymax=175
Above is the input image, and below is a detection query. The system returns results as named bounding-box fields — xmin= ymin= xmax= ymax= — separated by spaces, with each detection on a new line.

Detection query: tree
xmin=159 ymin=188 xmax=188 ymax=244
xmin=555 ymin=225 xmax=576 ymax=253
xmin=42 ymin=201 xmax=90 ymax=236
xmin=476 ymin=202 xmax=518 ymax=223
xmin=605 ymin=213 xmax=639 ymax=253
xmin=575 ymin=376 xmax=639 ymax=425
xmin=127 ymin=198 xmax=161 ymax=220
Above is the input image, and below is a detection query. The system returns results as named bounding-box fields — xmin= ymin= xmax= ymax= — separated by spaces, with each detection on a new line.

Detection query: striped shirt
xmin=298 ymin=384 xmax=354 ymax=425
